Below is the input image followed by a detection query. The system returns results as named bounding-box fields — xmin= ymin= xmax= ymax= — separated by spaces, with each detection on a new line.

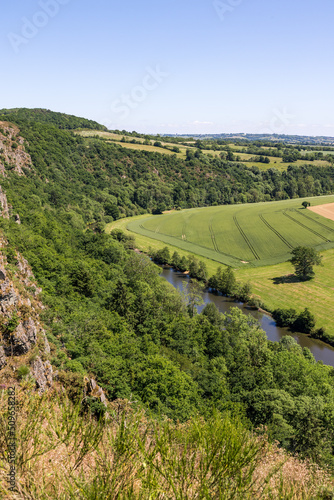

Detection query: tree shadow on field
xmin=271 ymin=274 xmax=305 ymax=285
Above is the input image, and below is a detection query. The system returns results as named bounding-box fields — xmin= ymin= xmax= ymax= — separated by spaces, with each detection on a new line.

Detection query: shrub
xmin=272 ymin=308 xmax=298 ymax=327
xmin=57 ymin=370 xmax=85 ymax=402
xmin=16 ymin=365 xmax=30 ymax=380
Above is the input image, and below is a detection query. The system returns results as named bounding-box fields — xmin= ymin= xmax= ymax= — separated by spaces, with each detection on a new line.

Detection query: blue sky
xmin=1 ymin=0 xmax=334 ymax=135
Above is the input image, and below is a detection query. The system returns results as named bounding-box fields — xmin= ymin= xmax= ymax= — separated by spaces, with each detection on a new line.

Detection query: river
xmin=161 ymin=267 xmax=334 ymax=367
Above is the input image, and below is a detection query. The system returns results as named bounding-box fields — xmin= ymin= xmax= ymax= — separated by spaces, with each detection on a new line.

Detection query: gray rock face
xmin=0 ymin=285 xmax=18 ymax=315
xmin=3 ymin=318 xmax=38 ymax=356
xmin=0 ymin=267 xmax=5 ymax=281
xmin=0 ymin=124 xmax=32 ymax=176
xmin=31 ymin=357 xmax=53 ymax=394
xmin=0 ymin=346 xmax=7 ymax=370
xmin=42 ymin=331 xmax=50 ymax=354
xmin=24 ymin=318 xmax=38 ymax=345
xmin=0 ymin=186 xmax=9 ymax=219
xmin=16 ymin=255 xmax=33 ymax=278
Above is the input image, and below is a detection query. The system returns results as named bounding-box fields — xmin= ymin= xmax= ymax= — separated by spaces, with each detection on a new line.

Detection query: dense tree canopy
xmin=1 ymin=110 xmax=334 ymax=469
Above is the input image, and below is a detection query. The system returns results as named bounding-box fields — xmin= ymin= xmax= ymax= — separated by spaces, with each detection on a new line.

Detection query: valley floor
xmin=107 ymin=215 xmax=334 ymax=342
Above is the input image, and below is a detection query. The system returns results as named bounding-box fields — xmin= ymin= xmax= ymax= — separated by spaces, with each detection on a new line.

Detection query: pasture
xmin=127 ymin=196 xmax=334 ymax=268
xmin=107 ymin=198 xmax=334 ymax=338
xmin=75 ymin=130 xmax=332 ymax=169
xmin=75 ymin=130 xmax=189 ymax=158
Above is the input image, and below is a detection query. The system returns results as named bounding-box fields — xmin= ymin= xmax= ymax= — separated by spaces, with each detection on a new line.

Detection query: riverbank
xmin=161 ymin=267 xmax=334 ymax=366
xmin=106 ymin=217 xmax=334 ymax=347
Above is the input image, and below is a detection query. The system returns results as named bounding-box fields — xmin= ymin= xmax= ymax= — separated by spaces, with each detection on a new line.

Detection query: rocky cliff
xmin=0 ymin=121 xmax=32 ymax=177
xmin=0 ymin=186 xmax=9 ymax=219
xmin=0 ymin=237 xmax=109 ymax=405
xmin=0 ymin=123 xmax=51 ymax=391
xmin=0 ymin=236 xmax=53 ymax=393
xmin=0 ymin=121 xmax=108 ymax=406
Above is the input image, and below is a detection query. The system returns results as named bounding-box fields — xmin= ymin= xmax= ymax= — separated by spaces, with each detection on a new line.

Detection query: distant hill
xmin=0 ymin=108 xmax=107 ymax=131
xmin=164 ymin=132 xmax=334 ymax=145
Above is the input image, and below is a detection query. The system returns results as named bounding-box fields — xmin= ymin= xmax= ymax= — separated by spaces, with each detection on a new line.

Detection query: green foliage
xmin=5 ymin=313 xmax=19 ymax=334
xmin=57 ymin=371 xmax=85 ymax=402
xmin=182 ymin=280 xmax=204 ymax=317
xmin=1 ymin=110 xmax=334 ymax=470
xmin=81 ymin=396 xmax=107 ymax=419
xmin=16 ymin=364 xmax=30 ymax=380
xmin=290 ymin=246 xmax=323 ymax=280
xmin=152 ymin=246 xmax=170 ymax=265
xmin=273 ymin=307 xmax=316 ymax=334
xmin=0 ymin=107 xmax=107 ymax=130
xmin=272 ymin=308 xmax=298 ymax=327
xmin=294 ymin=307 xmax=316 ymax=334
xmin=131 ymin=354 xmax=199 ymax=421
xmin=5 ymin=246 xmax=17 ymax=264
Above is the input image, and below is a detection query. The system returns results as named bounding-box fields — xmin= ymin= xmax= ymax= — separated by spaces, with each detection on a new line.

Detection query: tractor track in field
xmin=259 ymin=214 xmax=293 ymax=249
xmin=209 ymin=221 xmax=220 ymax=253
xmin=233 ymin=215 xmax=260 ymax=260
xmin=293 ymin=209 xmax=334 ymax=234
xmin=283 ymin=211 xmax=330 ymax=242
xmin=138 ymin=223 xmax=239 ymax=262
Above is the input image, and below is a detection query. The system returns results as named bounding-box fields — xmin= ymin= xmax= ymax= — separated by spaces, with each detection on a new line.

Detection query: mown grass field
xmin=128 ymin=196 xmax=334 ymax=268
xmin=236 ymin=248 xmax=334 ymax=334
xmin=107 ymin=196 xmax=334 ymax=338
xmin=106 ymin=203 xmax=334 ymax=338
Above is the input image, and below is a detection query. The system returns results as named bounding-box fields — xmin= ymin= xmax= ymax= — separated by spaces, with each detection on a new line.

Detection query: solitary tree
xmin=302 ymin=201 xmax=311 ymax=209
xmin=290 ymin=246 xmax=322 ymax=281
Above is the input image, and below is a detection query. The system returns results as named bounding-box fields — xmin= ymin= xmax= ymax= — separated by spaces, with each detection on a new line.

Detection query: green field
xmin=74 ymin=130 xmax=189 ymax=158
xmin=75 ymin=130 xmax=332 ymax=169
xmin=128 ymin=196 xmax=334 ymax=268
xmin=106 ymin=198 xmax=334 ymax=337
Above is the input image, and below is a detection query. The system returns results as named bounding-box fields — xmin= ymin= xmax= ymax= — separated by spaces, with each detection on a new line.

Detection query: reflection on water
xmin=161 ymin=267 xmax=334 ymax=367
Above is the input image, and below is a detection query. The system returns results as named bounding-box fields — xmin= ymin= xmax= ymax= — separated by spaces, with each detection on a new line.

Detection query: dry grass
xmin=0 ymin=388 xmax=333 ymax=499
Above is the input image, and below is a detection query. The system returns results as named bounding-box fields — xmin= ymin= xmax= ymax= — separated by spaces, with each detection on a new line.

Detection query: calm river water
xmin=161 ymin=267 xmax=334 ymax=367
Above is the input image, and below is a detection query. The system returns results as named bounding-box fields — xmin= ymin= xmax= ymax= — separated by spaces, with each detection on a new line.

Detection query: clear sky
xmin=1 ymin=0 xmax=334 ymax=135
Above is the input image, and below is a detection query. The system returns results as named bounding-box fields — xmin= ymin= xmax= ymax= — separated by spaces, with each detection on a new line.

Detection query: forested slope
xmin=1 ymin=110 xmax=334 ymax=473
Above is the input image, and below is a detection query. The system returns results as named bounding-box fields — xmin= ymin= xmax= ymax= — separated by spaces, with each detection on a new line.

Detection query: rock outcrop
xmin=0 ymin=186 xmax=9 ymax=219
xmin=0 ymin=346 xmax=6 ymax=370
xmin=3 ymin=321 xmax=35 ymax=356
xmin=85 ymin=377 xmax=108 ymax=408
xmin=0 ymin=283 xmax=19 ymax=315
xmin=31 ymin=357 xmax=53 ymax=394
xmin=0 ymin=122 xmax=32 ymax=177
xmin=0 ymin=267 xmax=5 ymax=281
xmin=3 ymin=317 xmax=39 ymax=356
xmin=0 ymin=236 xmax=53 ymax=393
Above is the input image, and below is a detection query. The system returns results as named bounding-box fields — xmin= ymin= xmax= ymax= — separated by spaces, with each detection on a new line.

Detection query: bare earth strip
xmin=308 ymin=203 xmax=334 ymax=221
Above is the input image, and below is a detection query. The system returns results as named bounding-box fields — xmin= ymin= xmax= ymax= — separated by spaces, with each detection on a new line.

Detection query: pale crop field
xmin=128 ymin=195 xmax=334 ymax=268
